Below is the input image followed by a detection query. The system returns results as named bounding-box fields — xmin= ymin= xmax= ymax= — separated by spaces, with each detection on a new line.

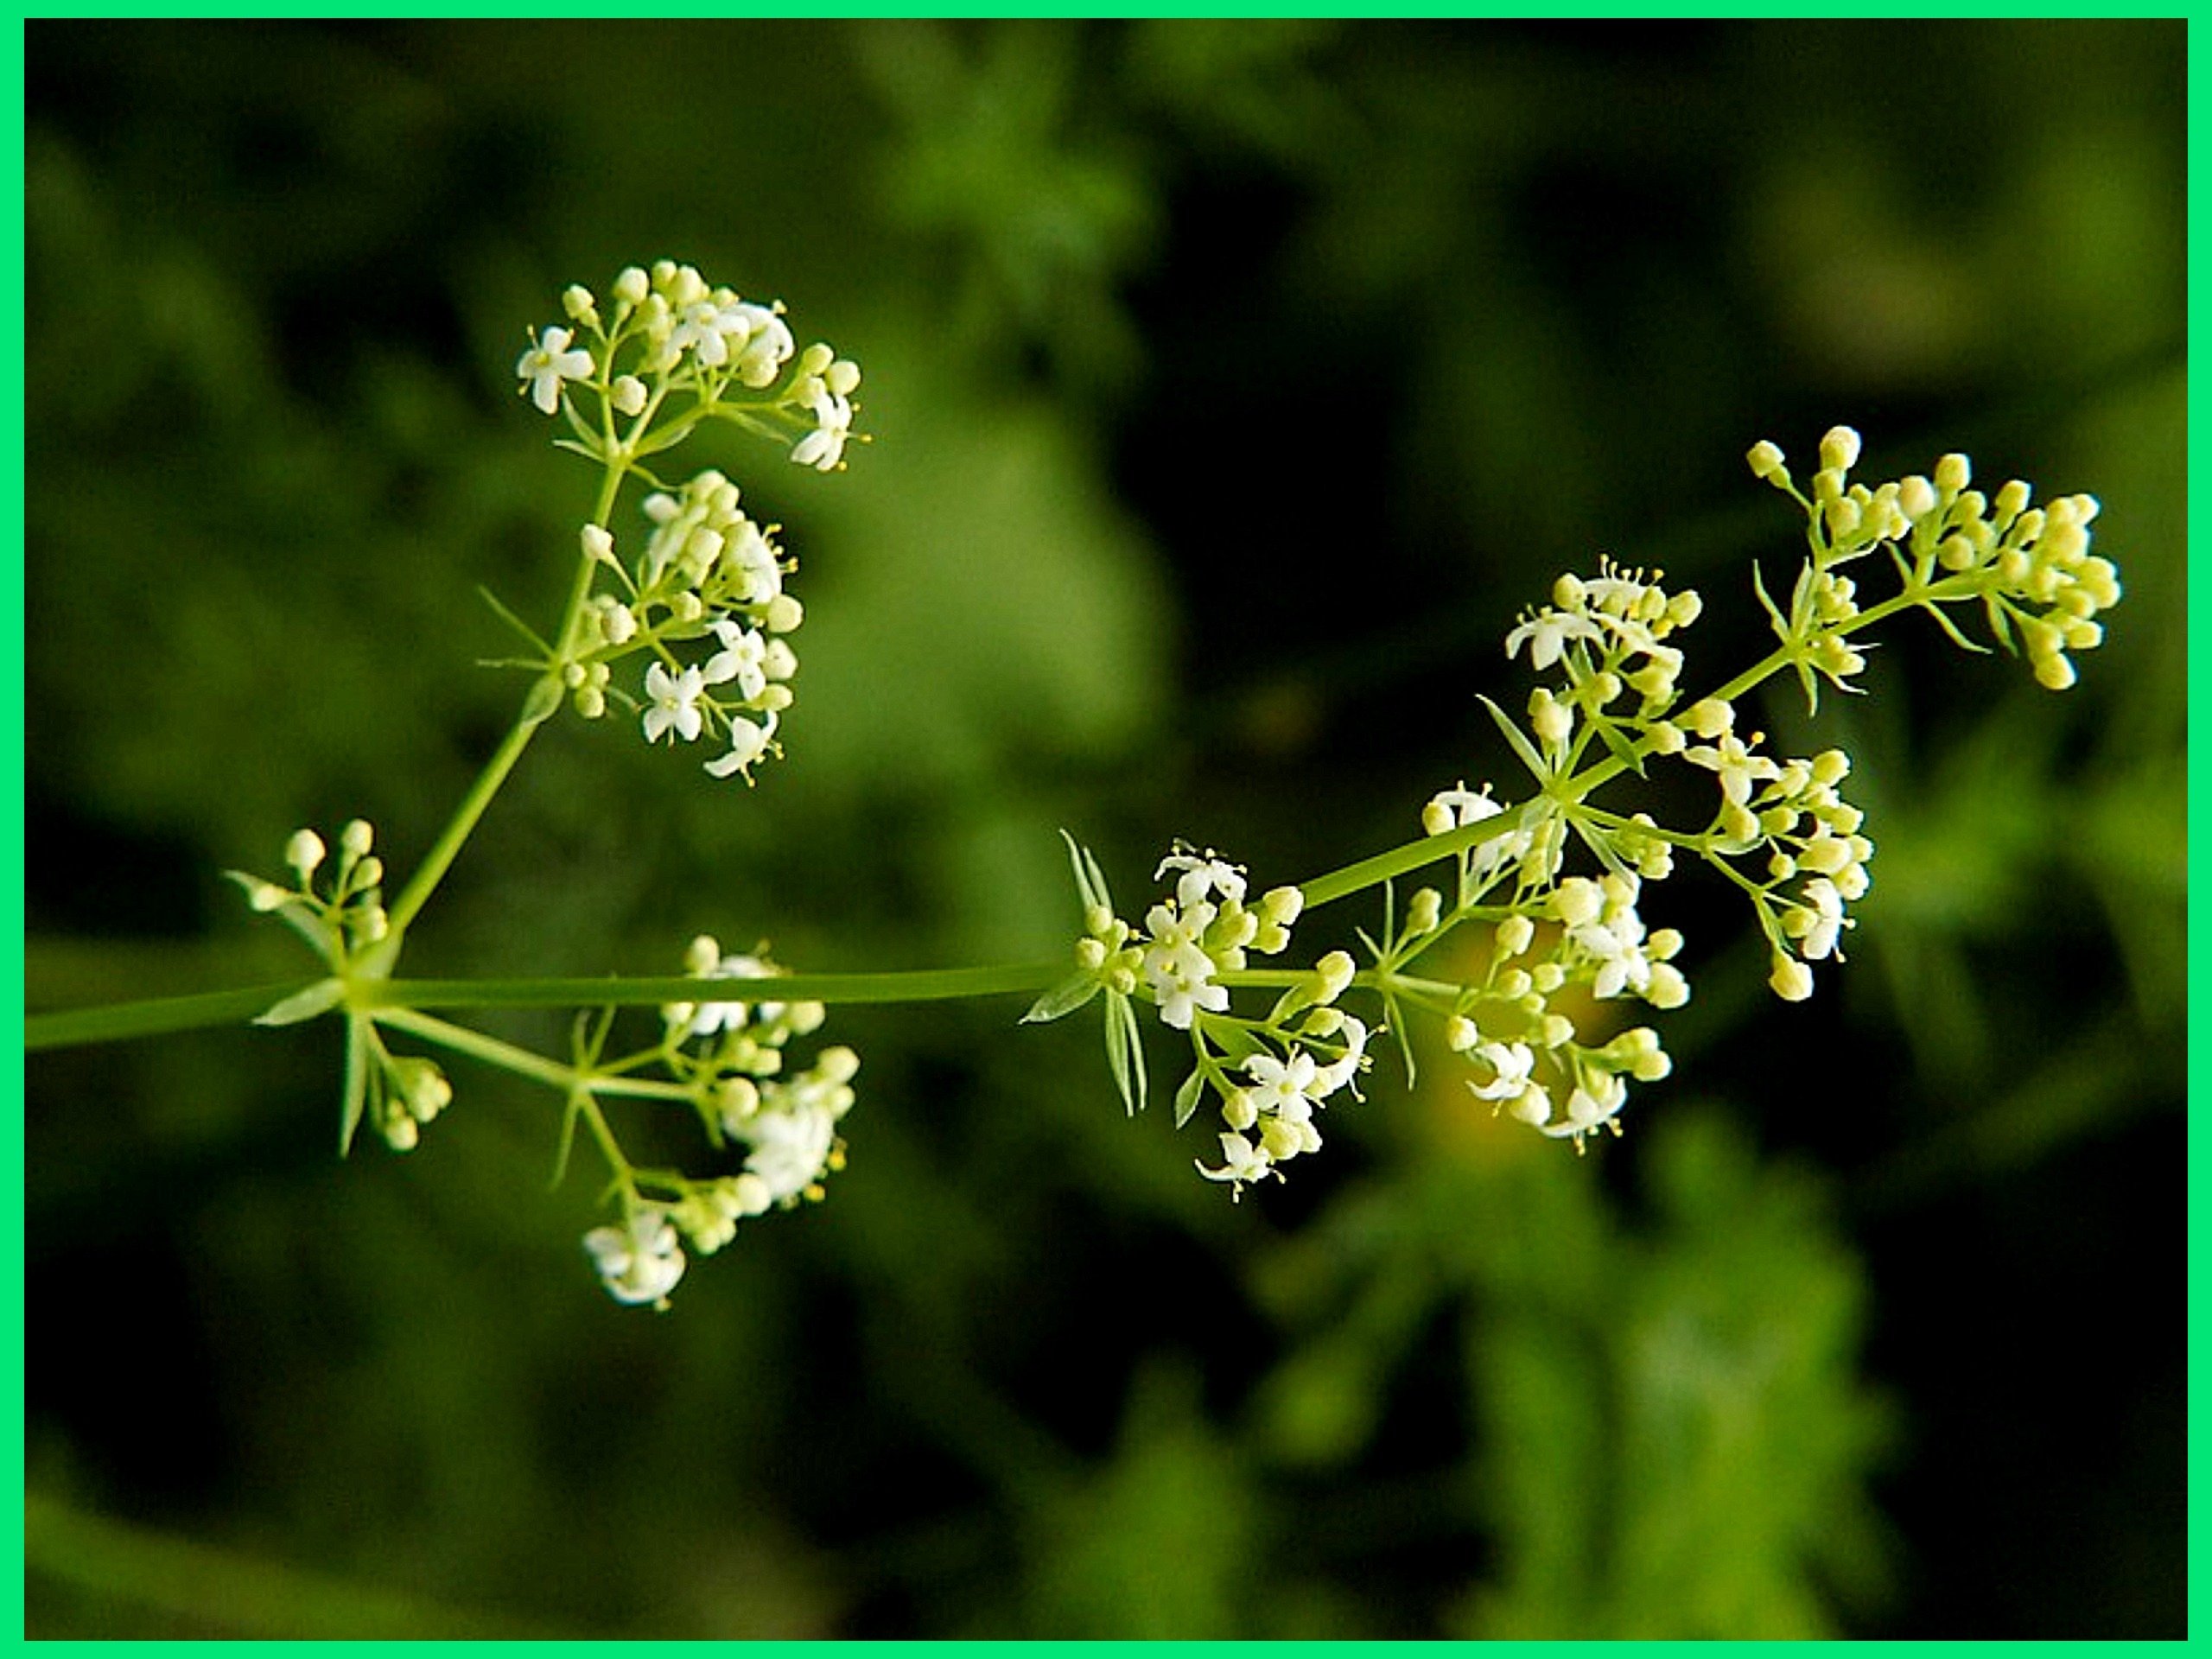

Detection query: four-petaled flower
xmin=517 ymin=326 xmax=594 ymax=415
xmin=1504 ymin=607 xmax=1604 ymax=671
xmin=642 ymin=662 xmax=706 ymax=744
xmin=791 ymin=384 xmax=855 ymax=472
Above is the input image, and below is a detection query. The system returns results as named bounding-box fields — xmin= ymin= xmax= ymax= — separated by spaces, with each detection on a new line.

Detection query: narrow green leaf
xmin=1173 ymin=1066 xmax=1208 ymax=1130
xmin=338 ymin=1017 xmax=368 ymax=1156
xmin=1919 ymin=598 xmax=1990 ymax=654
xmin=1103 ymin=990 xmax=1140 ymax=1115
xmin=1022 ymin=969 xmax=1102 ymax=1025
xmin=1751 ymin=560 xmax=1789 ymax=640
xmin=1477 ymin=694 xmax=1552 ymax=784
xmin=1590 ymin=711 xmax=1649 ymax=780
xmin=1058 ymin=828 xmax=1102 ymax=912
xmin=1118 ymin=995 xmax=1148 ymax=1115
xmin=254 ymin=977 xmax=346 ymax=1028
xmin=477 ymin=585 xmax=553 ymax=657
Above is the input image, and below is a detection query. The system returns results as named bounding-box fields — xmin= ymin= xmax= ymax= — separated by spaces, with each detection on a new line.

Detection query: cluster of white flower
xmin=567 ymin=470 xmax=803 ymax=780
xmin=515 ymin=260 xmax=861 ymax=476
xmin=580 ymin=936 xmax=858 ymax=1308
xmin=1503 ymin=556 xmax=1707 ymax=763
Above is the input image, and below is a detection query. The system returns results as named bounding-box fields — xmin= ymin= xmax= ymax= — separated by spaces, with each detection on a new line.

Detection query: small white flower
xmin=702 ymin=619 xmax=771 ymax=700
xmin=704 ymin=712 xmax=778 ymax=781
xmin=690 ymin=951 xmax=786 ymax=1039
xmin=723 ymin=521 xmax=784 ymax=606
xmin=1197 ymin=1131 xmax=1276 ymax=1196
xmin=1539 ymin=1071 xmax=1628 ymax=1147
xmin=1311 ymin=1014 xmax=1370 ymax=1097
xmin=742 ymin=1103 xmax=838 ymax=1202
xmin=733 ymin=304 xmax=795 ymax=387
xmin=1155 ymin=849 xmax=1247 ymax=908
xmin=517 ymin=326 xmax=595 ymax=415
xmin=642 ymin=663 xmax=706 ymax=744
xmin=791 ymin=383 xmax=855 ymax=472
xmin=1504 ymin=607 xmax=1603 ymax=671
xmin=1243 ymin=1049 xmax=1324 ymax=1122
xmin=1466 ymin=1040 xmax=1536 ymax=1102
xmin=583 ymin=1207 xmax=687 ymax=1306
xmin=1147 ymin=949 xmax=1229 ymax=1031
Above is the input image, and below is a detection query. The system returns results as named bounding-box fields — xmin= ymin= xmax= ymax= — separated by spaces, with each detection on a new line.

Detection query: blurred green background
xmin=23 ymin=20 xmax=2184 ymax=1638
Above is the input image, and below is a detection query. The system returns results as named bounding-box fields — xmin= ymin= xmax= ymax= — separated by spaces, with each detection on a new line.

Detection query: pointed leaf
xmin=1918 ymin=598 xmax=1990 ymax=654
xmin=1590 ymin=712 xmax=1649 ymax=780
xmin=1173 ymin=1066 xmax=1208 ymax=1130
xmin=1023 ymin=970 xmax=1103 ymax=1025
xmin=1478 ymin=694 xmax=1552 ymax=784
xmin=338 ymin=1017 xmax=369 ymax=1156
xmin=1751 ymin=560 xmax=1790 ymax=641
xmin=254 ymin=977 xmax=345 ymax=1028
xmin=477 ymin=585 xmax=553 ymax=657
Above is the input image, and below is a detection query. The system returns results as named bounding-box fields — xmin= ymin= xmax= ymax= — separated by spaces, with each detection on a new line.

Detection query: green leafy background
xmin=24 ymin=20 xmax=2184 ymax=1637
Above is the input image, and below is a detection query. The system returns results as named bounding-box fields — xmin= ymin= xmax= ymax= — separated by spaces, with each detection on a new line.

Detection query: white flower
xmin=516 ymin=327 xmax=594 ymax=415
xmin=1685 ymin=733 xmax=1779 ymax=806
xmin=791 ymin=383 xmax=855 ymax=472
xmin=642 ymin=662 xmax=706 ymax=744
xmin=690 ymin=951 xmax=785 ymax=1039
xmin=1147 ymin=949 xmax=1229 ymax=1031
xmin=583 ymin=1208 xmax=687 ymax=1306
xmin=704 ymin=712 xmax=778 ymax=780
xmin=1571 ymin=904 xmax=1652 ymax=1001
xmin=743 ymin=1103 xmax=837 ymax=1202
xmin=702 ymin=619 xmax=771 ymax=700
xmin=732 ymin=304 xmax=794 ymax=387
xmin=1466 ymin=1039 xmax=1536 ymax=1102
xmin=1311 ymin=1014 xmax=1370 ymax=1097
xmin=1243 ymin=1049 xmax=1324 ymax=1123
xmin=1786 ymin=877 xmax=1847 ymax=961
xmin=1539 ymin=1071 xmax=1628 ymax=1147
xmin=1504 ymin=607 xmax=1603 ymax=671
xmin=1197 ymin=1131 xmax=1276 ymax=1195
xmin=723 ymin=521 xmax=784 ymax=606
xmin=1155 ymin=849 xmax=1247 ymax=907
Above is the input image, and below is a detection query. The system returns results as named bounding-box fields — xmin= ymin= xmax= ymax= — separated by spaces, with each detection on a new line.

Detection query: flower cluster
xmin=1748 ymin=426 xmax=2118 ymax=696
xmin=578 ymin=937 xmax=860 ymax=1308
xmin=1048 ymin=428 xmax=2119 ymax=1178
xmin=564 ymin=470 xmax=804 ymax=780
xmin=516 ymin=260 xmax=862 ymax=476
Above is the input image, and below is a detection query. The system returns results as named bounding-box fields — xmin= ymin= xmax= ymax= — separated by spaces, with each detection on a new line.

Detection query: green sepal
xmin=255 ymin=976 xmax=346 ymax=1028
xmin=1478 ymin=694 xmax=1552 ymax=784
xmin=1023 ymin=969 xmax=1103 ymax=1025
xmin=1173 ymin=1065 xmax=1208 ymax=1130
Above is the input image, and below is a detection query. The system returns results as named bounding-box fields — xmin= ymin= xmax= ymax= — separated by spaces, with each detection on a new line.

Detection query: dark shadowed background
xmin=24 ymin=19 xmax=2185 ymax=1637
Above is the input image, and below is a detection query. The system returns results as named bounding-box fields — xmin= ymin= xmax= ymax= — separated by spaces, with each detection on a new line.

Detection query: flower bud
xmin=1935 ymin=453 xmax=1971 ymax=493
xmin=286 ymin=829 xmax=327 ymax=879
xmin=611 ymin=375 xmax=648 ymax=417
xmin=1407 ymin=887 xmax=1443 ymax=935
xmin=1745 ymin=439 xmax=1786 ymax=480
xmin=1496 ymin=913 xmax=1535 ymax=958
xmin=1770 ymin=956 xmax=1814 ymax=1001
xmin=613 ymin=266 xmax=650 ymax=307
xmin=1819 ymin=425 xmax=1861 ymax=472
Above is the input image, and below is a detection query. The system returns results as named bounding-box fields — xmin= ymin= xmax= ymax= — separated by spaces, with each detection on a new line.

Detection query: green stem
xmin=23 ymin=982 xmax=321 ymax=1051
xmin=27 ymin=961 xmax=1070 ymax=1050
xmin=386 ymin=463 xmax=628 ymax=938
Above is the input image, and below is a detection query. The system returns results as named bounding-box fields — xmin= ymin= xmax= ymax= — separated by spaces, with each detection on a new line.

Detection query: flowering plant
xmin=26 ymin=266 xmax=2120 ymax=1309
